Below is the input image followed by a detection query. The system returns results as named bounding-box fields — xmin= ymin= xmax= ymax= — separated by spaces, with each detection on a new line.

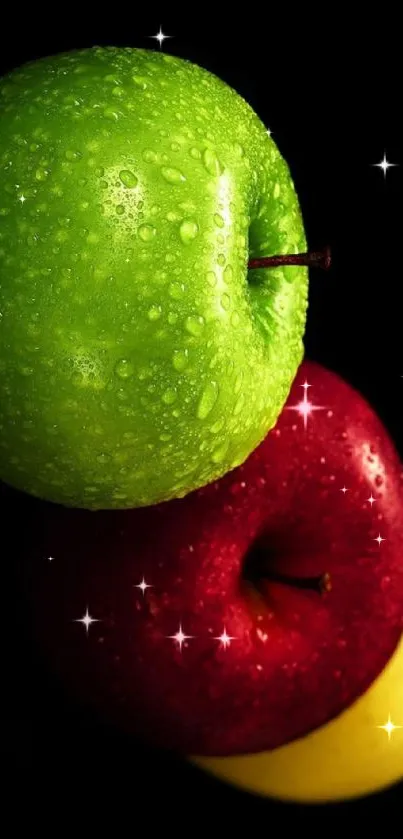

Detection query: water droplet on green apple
xmin=190 ymin=147 xmax=201 ymax=159
xmin=211 ymin=440 xmax=229 ymax=463
xmin=115 ymin=359 xmax=134 ymax=379
xmin=197 ymin=381 xmax=219 ymax=419
xmin=162 ymin=388 xmax=177 ymax=405
xmin=119 ymin=170 xmax=138 ymax=188
xmin=160 ymin=432 xmax=172 ymax=442
xmin=179 ymin=220 xmax=198 ymax=244
xmin=223 ymin=264 xmax=233 ymax=283
xmin=273 ymin=182 xmax=281 ymax=198
xmin=202 ymin=148 xmax=223 ymax=176
xmin=234 ymin=370 xmax=243 ymax=393
xmin=132 ymin=75 xmax=147 ymax=89
xmin=170 ymin=142 xmax=181 ymax=152
xmin=116 ymin=204 xmax=125 ymax=215
xmin=65 ymin=149 xmax=82 ymax=161
xmin=138 ymin=224 xmax=156 ymax=242
xmin=210 ymin=417 xmax=224 ymax=434
xmin=233 ymin=394 xmax=244 ymax=415
xmin=217 ymin=254 xmax=226 ymax=266
xmin=214 ymin=213 xmax=224 ymax=228
xmin=185 ymin=315 xmax=205 ymax=336
xmin=103 ymin=107 xmax=119 ymax=120
xmin=230 ymin=311 xmax=240 ymax=327
xmin=143 ymin=149 xmax=157 ymax=163
xmin=172 ymin=349 xmax=189 ymax=371
xmin=96 ymin=453 xmax=111 ymax=464
xmin=233 ymin=142 xmax=244 ymax=157
xmin=206 ymin=271 xmax=217 ymax=287
xmin=221 ymin=293 xmax=230 ymax=311
xmin=168 ymin=281 xmax=185 ymax=299
xmin=161 ymin=167 xmax=186 ymax=185
xmin=148 ymin=304 xmax=162 ymax=321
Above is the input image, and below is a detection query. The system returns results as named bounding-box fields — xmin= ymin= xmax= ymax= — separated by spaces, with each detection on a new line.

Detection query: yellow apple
xmin=193 ymin=634 xmax=403 ymax=803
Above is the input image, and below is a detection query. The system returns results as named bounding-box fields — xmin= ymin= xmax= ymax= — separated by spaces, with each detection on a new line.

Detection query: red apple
xmin=13 ymin=361 xmax=403 ymax=755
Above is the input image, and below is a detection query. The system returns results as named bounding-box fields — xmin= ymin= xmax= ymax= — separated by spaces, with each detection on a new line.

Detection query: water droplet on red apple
xmin=375 ymin=475 xmax=384 ymax=487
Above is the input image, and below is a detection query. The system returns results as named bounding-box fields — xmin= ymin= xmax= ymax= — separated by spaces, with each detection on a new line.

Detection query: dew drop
xmin=224 ymin=264 xmax=234 ymax=283
xmin=212 ymin=441 xmax=229 ymax=463
xmin=202 ymin=148 xmax=223 ymax=177
xmin=230 ymin=311 xmax=240 ymax=327
xmin=116 ymin=204 xmax=125 ymax=215
xmin=143 ymin=149 xmax=157 ymax=163
xmin=217 ymin=254 xmax=226 ymax=266
xmin=171 ymin=349 xmax=188 ymax=372
xmin=132 ymin=76 xmax=148 ymax=89
xmin=161 ymin=166 xmax=186 ymax=184
xmin=190 ymin=147 xmax=201 ymax=159
xmin=169 ymin=281 xmax=185 ymax=299
xmin=234 ymin=371 xmax=243 ymax=394
xmin=180 ymin=220 xmax=199 ymax=244
xmin=221 ymin=293 xmax=230 ymax=311
xmin=138 ymin=224 xmax=156 ymax=242
xmin=119 ymin=169 xmax=138 ymax=188
xmin=148 ymin=305 xmax=162 ymax=321
xmin=96 ymin=453 xmax=111 ymax=464
xmin=185 ymin=315 xmax=205 ymax=336
xmin=115 ymin=359 xmax=134 ymax=379
xmin=214 ymin=213 xmax=224 ymax=228
xmin=233 ymin=142 xmax=244 ymax=157
xmin=162 ymin=389 xmax=177 ymax=405
xmin=273 ymin=182 xmax=281 ymax=198
xmin=210 ymin=418 xmax=224 ymax=434
xmin=197 ymin=381 xmax=219 ymax=419
xmin=233 ymin=394 xmax=244 ymax=415
xmin=206 ymin=271 xmax=217 ymax=287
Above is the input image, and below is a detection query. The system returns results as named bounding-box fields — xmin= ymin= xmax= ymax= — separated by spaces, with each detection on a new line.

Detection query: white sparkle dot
xmin=18 ymin=194 xmax=26 ymax=204
xmin=372 ymin=152 xmax=398 ymax=178
xmin=340 ymin=486 xmax=349 ymax=494
xmin=367 ymin=494 xmax=376 ymax=506
xmin=74 ymin=607 xmax=100 ymax=635
xmin=374 ymin=533 xmax=385 ymax=546
xmin=214 ymin=627 xmax=236 ymax=649
xmin=168 ymin=623 xmax=194 ymax=652
xmin=149 ymin=26 xmax=172 ymax=48
xmin=377 ymin=714 xmax=402 ymax=740
xmin=135 ymin=576 xmax=153 ymax=596
xmin=286 ymin=381 xmax=326 ymax=430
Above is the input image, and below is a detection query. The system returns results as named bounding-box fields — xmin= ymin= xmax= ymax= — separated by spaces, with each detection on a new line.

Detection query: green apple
xmin=0 ymin=47 xmax=308 ymax=509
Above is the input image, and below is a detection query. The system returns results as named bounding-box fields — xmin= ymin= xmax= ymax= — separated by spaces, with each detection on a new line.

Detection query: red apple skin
xmin=11 ymin=361 xmax=403 ymax=756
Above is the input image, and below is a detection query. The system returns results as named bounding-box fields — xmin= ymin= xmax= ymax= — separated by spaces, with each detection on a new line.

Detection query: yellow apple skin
xmin=192 ymin=634 xmax=403 ymax=803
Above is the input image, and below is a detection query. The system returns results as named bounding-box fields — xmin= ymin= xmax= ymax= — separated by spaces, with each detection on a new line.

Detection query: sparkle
xmin=214 ymin=627 xmax=236 ymax=649
xmin=266 ymin=128 xmax=272 ymax=138
xmin=367 ymin=494 xmax=376 ymax=506
xmin=168 ymin=623 xmax=194 ymax=652
xmin=377 ymin=714 xmax=402 ymax=740
xmin=340 ymin=486 xmax=349 ymax=494
xmin=149 ymin=26 xmax=172 ymax=48
xmin=374 ymin=533 xmax=385 ymax=546
xmin=286 ymin=381 xmax=326 ymax=430
xmin=18 ymin=194 xmax=26 ymax=204
xmin=135 ymin=576 xmax=153 ymax=596
xmin=48 ymin=556 xmax=54 ymax=562
xmin=74 ymin=607 xmax=100 ymax=635
xmin=372 ymin=152 xmax=398 ymax=178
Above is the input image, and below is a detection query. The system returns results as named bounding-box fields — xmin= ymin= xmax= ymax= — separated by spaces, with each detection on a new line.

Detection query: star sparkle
xmin=74 ymin=607 xmax=100 ymax=635
xmin=340 ymin=486 xmax=349 ymax=494
xmin=367 ymin=494 xmax=376 ymax=506
xmin=168 ymin=623 xmax=194 ymax=652
xmin=149 ymin=26 xmax=172 ymax=48
xmin=18 ymin=194 xmax=26 ymax=204
xmin=374 ymin=534 xmax=386 ymax=546
xmin=214 ymin=627 xmax=236 ymax=649
xmin=377 ymin=714 xmax=402 ymax=740
xmin=285 ymin=381 xmax=326 ymax=430
xmin=135 ymin=576 xmax=153 ymax=596
xmin=372 ymin=152 xmax=398 ymax=178
xmin=48 ymin=556 xmax=54 ymax=562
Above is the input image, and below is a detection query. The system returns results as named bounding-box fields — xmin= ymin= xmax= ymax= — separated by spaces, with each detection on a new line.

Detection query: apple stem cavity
xmin=248 ymin=246 xmax=331 ymax=272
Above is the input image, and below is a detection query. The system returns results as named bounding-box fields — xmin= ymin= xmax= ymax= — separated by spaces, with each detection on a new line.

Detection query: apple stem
xmin=265 ymin=570 xmax=332 ymax=595
xmin=247 ymin=246 xmax=331 ymax=271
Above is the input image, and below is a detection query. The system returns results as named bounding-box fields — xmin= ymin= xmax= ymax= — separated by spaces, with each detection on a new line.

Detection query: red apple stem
xmin=265 ymin=570 xmax=332 ymax=595
xmin=248 ymin=246 xmax=331 ymax=271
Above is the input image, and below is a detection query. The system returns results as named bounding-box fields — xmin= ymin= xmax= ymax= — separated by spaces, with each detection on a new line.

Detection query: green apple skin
xmin=0 ymin=48 xmax=308 ymax=509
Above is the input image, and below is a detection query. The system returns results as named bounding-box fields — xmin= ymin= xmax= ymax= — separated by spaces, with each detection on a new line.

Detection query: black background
xmin=2 ymin=15 xmax=402 ymax=827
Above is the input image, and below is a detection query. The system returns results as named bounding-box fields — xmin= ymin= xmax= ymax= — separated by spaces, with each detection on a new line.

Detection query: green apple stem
xmin=248 ymin=246 xmax=331 ymax=271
